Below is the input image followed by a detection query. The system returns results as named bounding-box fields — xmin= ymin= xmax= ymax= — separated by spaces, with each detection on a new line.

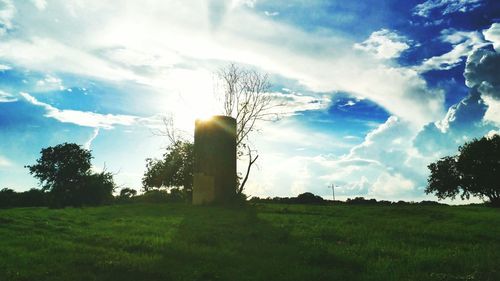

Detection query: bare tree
xmin=151 ymin=114 xmax=188 ymax=144
xmin=215 ymin=63 xmax=283 ymax=194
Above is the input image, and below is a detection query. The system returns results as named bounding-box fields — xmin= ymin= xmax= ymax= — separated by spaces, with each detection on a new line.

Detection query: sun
xmin=191 ymin=100 xmax=216 ymax=121
xmin=196 ymin=113 xmax=213 ymax=122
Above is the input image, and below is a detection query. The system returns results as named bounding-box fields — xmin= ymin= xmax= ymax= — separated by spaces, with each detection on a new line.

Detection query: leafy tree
xmin=142 ymin=140 xmax=194 ymax=197
xmin=18 ymin=188 xmax=47 ymax=207
xmin=119 ymin=188 xmax=137 ymax=199
xmin=296 ymin=192 xmax=325 ymax=204
xmin=0 ymin=188 xmax=48 ymax=208
xmin=426 ymin=134 xmax=500 ymax=206
xmin=80 ymin=171 xmax=116 ymax=206
xmin=26 ymin=143 xmax=115 ymax=207
xmin=0 ymin=188 xmax=16 ymax=208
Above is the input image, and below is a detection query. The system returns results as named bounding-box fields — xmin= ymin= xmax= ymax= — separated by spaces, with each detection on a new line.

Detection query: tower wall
xmin=192 ymin=116 xmax=237 ymax=204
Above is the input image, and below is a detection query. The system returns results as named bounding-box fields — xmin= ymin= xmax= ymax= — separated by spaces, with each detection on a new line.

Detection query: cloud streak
xmin=21 ymin=92 xmax=138 ymax=129
xmin=0 ymin=90 xmax=17 ymax=102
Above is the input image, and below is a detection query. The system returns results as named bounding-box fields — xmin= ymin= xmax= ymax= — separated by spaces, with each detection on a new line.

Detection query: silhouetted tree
xmin=0 ymin=188 xmax=16 ymax=208
xmin=295 ymin=192 xmax=325 ymax=204
xmin=142 ymin=140 xmax=194 ymax=199
xmin=215 ymin=63 xmax=284 ymax=194
xmin=119 ymin=188 xmax=137 ymax=199
xmin=80 ymin=171 xmax=116 ymax=206
xmin=18 ymin=188 xmax=47 ymax=207
xmin=426 ymin=135 xmax=500 ymax=206
xmin=0 ymin=188 xmax=48 ymax=208
xmin=26 ymin=143 xmax=115 ymax=207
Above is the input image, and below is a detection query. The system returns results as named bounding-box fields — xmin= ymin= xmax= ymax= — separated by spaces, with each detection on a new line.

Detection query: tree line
xmin=0 ymin=130 xmax=500 ymax=208
xmin=2 ymin=133 xmax=499 ymax=209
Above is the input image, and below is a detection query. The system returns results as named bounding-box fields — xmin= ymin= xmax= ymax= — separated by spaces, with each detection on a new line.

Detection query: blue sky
xmin=0 ymin=0 xmax=499 ymax=202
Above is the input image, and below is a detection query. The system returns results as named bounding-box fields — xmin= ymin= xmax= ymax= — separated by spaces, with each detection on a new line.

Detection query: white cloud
xmin=0 ymin=0 xmax=445 ymax=127
xmin=371 ymin=172 xmax=415 ymax=197
xmin=435 ymin=90 xmax=487 ymax=133
xmin=416 ymin=29 xmax=488 ymax=73
xmin=30 ymin=0 xmax=47 ymax=11
xmin=464 ymin=48 xmax=500 ymax=98
xmin=0 ymin=0 xmax=15 ymax=36
xmin=246 ymin=49 xmax=496 ymax=199
xmin=413 ymin=0 xmax=483 ymax=17
xmin=354 ymin=29 xmax=412 ymax=59
xmin=484 ymin=23 xmax=500 ymax=52
xmin=0 ymin=63 xmax=11 ymax=70
xmin=246 ymin=116 xmax=432 ymax=200
xmin=84 ymin=128 xmax=99 ymax=149
xmin=463 ymin=47 xmax=500 ymax=125
xmin=0 ymin=89 xmax=16 ymax=102
xmin=482 ymin=96 xmax=500 ymax=125
xmin=264 ymin=11 xmax=279 ymax=17
xmin=233 ymin=0 xmax=256 ymax=8
xmin=21 ymin=92 xmax=138 ymax=129
xmin=36 ymin=74 xmax=65 ymax=91
xmin=268 ymin=91 xmax=330 ymax=116
xmin=0 ymin=37 xmax=140 ymax=82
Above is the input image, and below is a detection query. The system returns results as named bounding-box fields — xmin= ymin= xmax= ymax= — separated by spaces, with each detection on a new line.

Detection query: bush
xmin=0 ymin=188 xmax=48 ymax=208
xmin=346 ymin=197 xmax=377 ymax=205
xmin=134 ymin=188 xmax=190 ymax=204
xmin=296 ymin=192 xmax=325 ymax=204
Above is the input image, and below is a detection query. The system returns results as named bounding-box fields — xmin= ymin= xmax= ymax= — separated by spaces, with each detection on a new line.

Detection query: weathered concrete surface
xmin=193 ymin=115 xmax=237 ymax=204
xmin=192 ymin=173 xmax=216 ymax=205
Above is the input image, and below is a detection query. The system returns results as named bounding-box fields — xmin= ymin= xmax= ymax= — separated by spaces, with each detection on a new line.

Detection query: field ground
xmin=0 ymin=203 xmax=499 ymax=281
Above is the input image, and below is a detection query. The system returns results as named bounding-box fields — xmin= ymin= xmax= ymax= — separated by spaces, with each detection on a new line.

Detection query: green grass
xmin=0 ymin=203 xmax=499 ymax=281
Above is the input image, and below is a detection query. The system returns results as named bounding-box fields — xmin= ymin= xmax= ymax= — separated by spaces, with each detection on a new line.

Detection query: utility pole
xmin=328 ymin=184 xmax=335 ymax=203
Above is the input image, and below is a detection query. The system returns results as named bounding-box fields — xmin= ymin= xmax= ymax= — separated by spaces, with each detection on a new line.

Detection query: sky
xmin=0 ymin=0 xmax=499 ymax=203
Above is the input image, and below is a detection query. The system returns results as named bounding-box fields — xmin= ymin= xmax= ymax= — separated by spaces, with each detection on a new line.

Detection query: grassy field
xmin=0 ymin=203 xmax=499 ymax=281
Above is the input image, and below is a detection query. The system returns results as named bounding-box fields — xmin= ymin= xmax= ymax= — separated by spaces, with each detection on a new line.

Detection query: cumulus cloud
xmin=21 ymin=92 xmax=138 ymax=129
xmin=483 ymin=23 xmax=500 ymax=52
xmin=354 ymin=29 xmax=412 ymax=59
xmin=0 ymin=89 xmax=17 ymax=102
xmin=464 ymin=48 xmax=500 ymax=98
xmin=435 ymin=89 xmax=488 ymax=132
xmin=463 ymin=48 xmax=500 ymax=125
xmin=247 ymin=116 xmax=431 ymax=200
xmin=371 ymin=173 xmax=415 ymax=197
xmin=414 ymin=33 xmax=500 ymax=156
xmin=413 ymin=0 xmax=483 ymax=17
xmin=414 ymin=90 xmax=492 ymax=156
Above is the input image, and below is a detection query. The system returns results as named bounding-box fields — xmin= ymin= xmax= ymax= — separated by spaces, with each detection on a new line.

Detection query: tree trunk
xmin=237 ymin=147 xmax=258 ymax=195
